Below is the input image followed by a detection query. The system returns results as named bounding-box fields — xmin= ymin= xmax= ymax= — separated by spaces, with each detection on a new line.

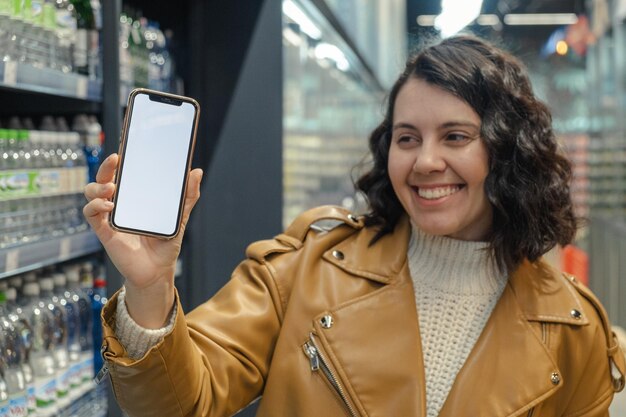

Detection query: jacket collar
xmin=325 ymin=215 xmax=589 ymax=326
xmin=323 ymin=216 xmax=411 ymax=285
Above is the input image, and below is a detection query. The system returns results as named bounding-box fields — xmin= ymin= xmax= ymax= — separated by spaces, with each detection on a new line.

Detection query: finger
xmin=96 ymin=153 xmax=119 ymax=184
xmin=84 ymin=182 xmax=115 ymax=202
xmin=178 ymin=169 xmax=203 ymax=231
xmin=83 ymin=198 xmax=114 ymax=219
xmin=83 ymin=198 xmax=116 ymax=242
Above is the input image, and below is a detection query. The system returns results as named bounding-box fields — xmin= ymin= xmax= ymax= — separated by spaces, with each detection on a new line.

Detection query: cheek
xmin=387 ymin=148 xmax=406 ymax=190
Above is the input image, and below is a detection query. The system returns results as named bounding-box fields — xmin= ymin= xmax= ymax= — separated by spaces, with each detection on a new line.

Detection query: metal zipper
xmin=94 ymin=362 xmax=109 ymax=384
xmin=303 ymin=333 xmax=359 ymax=417
xmin=94 ymin=345 xmax=110 ymax=385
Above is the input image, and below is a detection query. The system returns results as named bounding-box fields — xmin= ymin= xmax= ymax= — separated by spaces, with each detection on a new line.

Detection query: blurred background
xmin=0 ymin=0 xmax=624 ymax=415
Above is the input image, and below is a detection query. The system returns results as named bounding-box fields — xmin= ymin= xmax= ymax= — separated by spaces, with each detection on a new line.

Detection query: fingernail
xmin=104 ymin=201 xmax=114 ymax=208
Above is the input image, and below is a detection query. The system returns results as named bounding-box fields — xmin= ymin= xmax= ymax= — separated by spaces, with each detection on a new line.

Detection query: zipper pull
xmin=94 ymin=344 xmax=110 ymax=385
xmin=303 ymin=342 xmax=320 ymax=371
xmin=94 ymin=362 xmax=109 ymax=385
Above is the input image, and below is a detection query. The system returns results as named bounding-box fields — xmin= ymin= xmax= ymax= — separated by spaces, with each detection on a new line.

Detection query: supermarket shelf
xmin=0 ymin=230 xmax=102 ymax=279
xmin=0 ymin=61 xmax=102 ymax=102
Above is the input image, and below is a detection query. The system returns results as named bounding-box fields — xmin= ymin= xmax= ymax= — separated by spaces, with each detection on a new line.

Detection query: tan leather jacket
xmin=101 ymin=206 xmax=626 ymax=417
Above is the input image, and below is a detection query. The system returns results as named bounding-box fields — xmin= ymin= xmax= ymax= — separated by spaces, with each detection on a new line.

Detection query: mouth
xmin=412 ymin=184 xmax=464 ymax=200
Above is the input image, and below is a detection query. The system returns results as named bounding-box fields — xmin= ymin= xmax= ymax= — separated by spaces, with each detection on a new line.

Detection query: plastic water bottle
xmin=4 ymin=286 xmax=36 ymax=416
xmin=39 ymin=277 xmax=71 ymax=412
xmin=82 ymin=267 xmax=107 ymax=417
xmin=64 ymin=266 xmax=93 ymax=397
xmin=0 ymin=287 xmax=28 ymax=417
xmin=53 ymin=272 xmax=82 ymax=405
xmin=20 ymin=282 xmax=57 ymax=417
xmin=85 ymin=116 xmax=102 ymax=184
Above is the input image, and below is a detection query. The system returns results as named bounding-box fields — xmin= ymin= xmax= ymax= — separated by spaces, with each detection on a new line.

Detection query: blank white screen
xmin=113 ymin=93 xmax=196 ymax=236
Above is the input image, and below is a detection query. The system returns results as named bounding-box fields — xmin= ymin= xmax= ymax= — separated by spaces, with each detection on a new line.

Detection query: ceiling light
xmin=282 ymin=0 xmax=322 ymax=40
xmin=504 ymin=13 xmax=578 ymax=26
xmin=417 ymin=14 xmax=499 ymax=27
xmin=435 ymin=0 xmax=484 ymax=38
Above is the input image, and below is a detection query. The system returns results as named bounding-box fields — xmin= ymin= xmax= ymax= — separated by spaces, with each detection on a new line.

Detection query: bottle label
xmin=80 ymin=352 xmax=95 ymax=384
xmin=8 ymin=392 xmax=27 ymax=417
xmin=68 ymin=362 xmax=82 ymax=392
xmin=33 ymin=375 xmax=56 ymax=412
xmin=56 ymin=368 xmax=71 ymax=400
xmin=26 ymin=386 xmax=35 ymax=415
xmin=0 ymin=400 xmax=9 ymax=417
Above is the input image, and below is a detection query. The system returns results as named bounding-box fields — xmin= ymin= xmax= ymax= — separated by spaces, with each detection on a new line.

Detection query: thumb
xmin=179 ymin=168 xmax=203 ymax=231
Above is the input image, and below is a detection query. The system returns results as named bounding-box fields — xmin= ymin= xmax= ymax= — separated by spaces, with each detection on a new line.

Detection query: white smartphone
xmin=110 ymin=88 xmax=200 ymax=239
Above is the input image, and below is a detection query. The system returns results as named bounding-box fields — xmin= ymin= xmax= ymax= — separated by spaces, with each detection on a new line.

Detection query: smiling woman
xmin=88 ymin=35 xmax=624 ymax=417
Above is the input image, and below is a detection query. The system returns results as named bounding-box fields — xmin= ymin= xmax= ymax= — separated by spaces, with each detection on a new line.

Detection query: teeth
xmin=417 ymin=185 xmax=460 ymax=200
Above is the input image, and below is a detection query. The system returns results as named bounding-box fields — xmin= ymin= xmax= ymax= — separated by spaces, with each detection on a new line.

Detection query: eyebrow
xmin=392 ymin=121 xmax=480 ymax=131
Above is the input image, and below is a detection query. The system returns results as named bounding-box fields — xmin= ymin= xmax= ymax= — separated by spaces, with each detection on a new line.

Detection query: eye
xmin=446 ymin=133 xmax=471 ymax=143
xmin=396 ymin=135 xmax=419 ymax=145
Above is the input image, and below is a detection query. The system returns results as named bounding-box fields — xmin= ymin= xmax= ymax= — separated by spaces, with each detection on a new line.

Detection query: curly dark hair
xmin=356 ymin=35 xmax=578 ymax=272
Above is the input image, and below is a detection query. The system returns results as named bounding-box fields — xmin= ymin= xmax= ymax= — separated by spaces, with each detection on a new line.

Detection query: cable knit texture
xmin=115 ymin=287 xmax=177 ymax=359
xmin=408 ymin=225 xmax=507 ymax=417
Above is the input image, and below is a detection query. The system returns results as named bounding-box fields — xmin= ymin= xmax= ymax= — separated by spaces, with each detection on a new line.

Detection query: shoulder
xmin=245 ymin=205 xmax=365 ymax=263
xmin=562 ymin=272 xmax=625 ymax=392
xmin=510 ymin=260 xmax=624 ymax=391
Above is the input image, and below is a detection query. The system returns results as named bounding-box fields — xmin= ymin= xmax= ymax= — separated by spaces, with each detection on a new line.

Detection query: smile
xmin=415 ymin=185 xmax=462 ymax=200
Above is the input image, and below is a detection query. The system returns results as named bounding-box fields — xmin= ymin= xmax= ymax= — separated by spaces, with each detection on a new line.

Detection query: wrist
xmin=124 ymin=278 xmax=176 ymax=329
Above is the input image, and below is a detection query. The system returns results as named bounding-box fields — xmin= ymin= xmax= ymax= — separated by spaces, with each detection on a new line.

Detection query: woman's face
xmin=388 ymin=78 xmax=492 ymax=241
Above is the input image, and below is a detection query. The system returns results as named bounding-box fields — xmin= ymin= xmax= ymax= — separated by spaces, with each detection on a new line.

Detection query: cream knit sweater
xmin=115 ymin=226 xmax=507 ymax=416
xmin=408 ymin=225 xmax=507 ymax=417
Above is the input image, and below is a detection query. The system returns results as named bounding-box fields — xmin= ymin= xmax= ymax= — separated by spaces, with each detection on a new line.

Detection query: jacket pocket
xmin=302 ymin=332 xmax=360 ymax=417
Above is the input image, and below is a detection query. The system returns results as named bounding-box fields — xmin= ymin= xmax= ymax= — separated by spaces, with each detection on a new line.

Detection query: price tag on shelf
xmin=59 ymin=238 xmax=71 ymax=259
xmin=5 ymin=249 xmax=19 ymax=272
xmin=3 ymin=61 xmax=17 ymax=85
xmin=76 ymin=77 xmax=88 ymax=99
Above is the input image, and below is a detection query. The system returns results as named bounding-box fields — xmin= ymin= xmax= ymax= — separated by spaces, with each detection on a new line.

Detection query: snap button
xmin=332 ymin=250 xmax=344 ymax=260
xmin=320 ymin=314 xmax=334 ymax=329
xmin=570 ymin=309 xmax=582 ymax=319
xmin=550 ymin=372 xmax=560 ymax=385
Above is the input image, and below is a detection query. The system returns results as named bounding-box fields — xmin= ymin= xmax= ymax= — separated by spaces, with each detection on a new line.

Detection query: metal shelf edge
xmin=0 ymin=230 xmax=102 ymax=279
xmin=0 ymin=61 xmax=102 ymax=102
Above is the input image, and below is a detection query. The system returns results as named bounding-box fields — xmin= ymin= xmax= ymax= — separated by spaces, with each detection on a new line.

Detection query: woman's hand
xmin=83 ymin=153 xmax=203 ymax=328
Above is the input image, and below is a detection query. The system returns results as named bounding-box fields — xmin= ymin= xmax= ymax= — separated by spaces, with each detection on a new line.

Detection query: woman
xmin=84 ymin=35 xmax=625 ymax=417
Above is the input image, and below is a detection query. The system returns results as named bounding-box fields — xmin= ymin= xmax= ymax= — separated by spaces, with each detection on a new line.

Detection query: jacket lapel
xmin=313 ymin=268 xmax=427 ymax=417
xmin=439 ymin=260 xmax=574 ymax=417
xmin=316 ymin=216 xmax=427 ymax=417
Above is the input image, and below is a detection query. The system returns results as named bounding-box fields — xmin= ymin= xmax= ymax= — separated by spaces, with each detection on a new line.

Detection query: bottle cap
xmin=39 ymin=277 xmax=54 ymax=291
xmin=53 ymin=273 xmax=66 ymax=287
xmin=23 ymin=282 xmax=40 ymax=296
xmin=5 ymin=288 xmax=16 ymax=301
xmin=94 ymin=278 xmax=107 ymax=288
xmin=66 ymin=268 xmax=80 ymax=283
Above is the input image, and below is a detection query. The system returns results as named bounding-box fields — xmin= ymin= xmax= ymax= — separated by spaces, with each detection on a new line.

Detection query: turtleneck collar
xmin=407 ymin=223 xmax=507 ymax=296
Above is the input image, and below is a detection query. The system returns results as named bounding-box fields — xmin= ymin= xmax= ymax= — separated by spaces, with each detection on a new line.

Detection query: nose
xmin=412 ymin=141 xmax=446 ymax=174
